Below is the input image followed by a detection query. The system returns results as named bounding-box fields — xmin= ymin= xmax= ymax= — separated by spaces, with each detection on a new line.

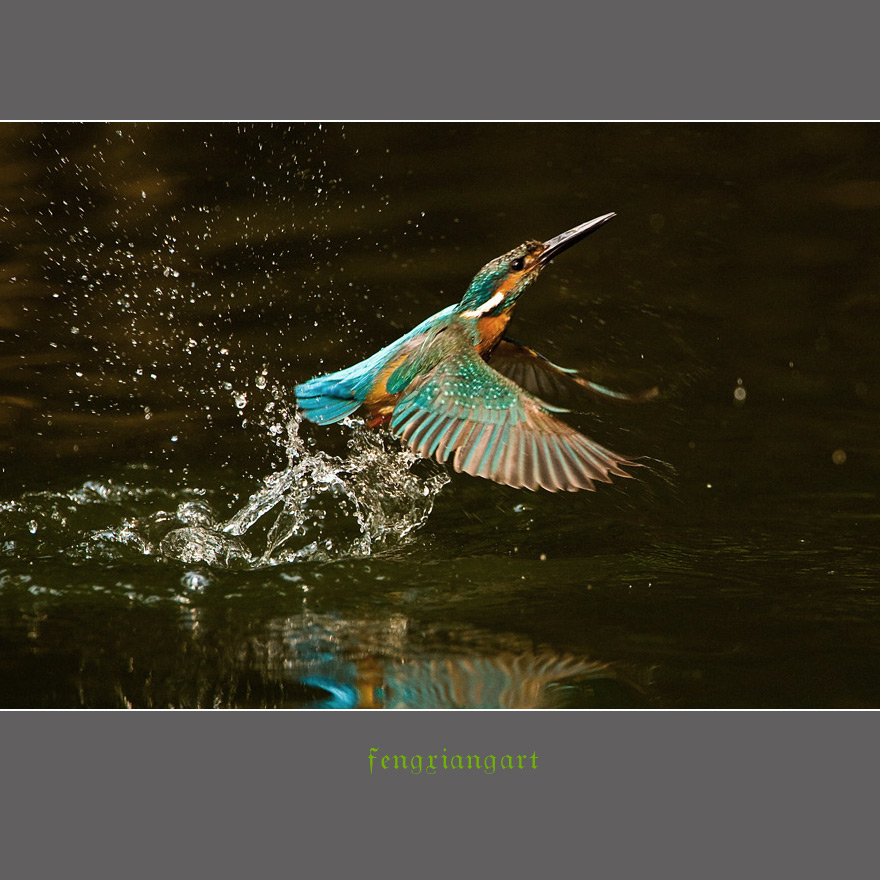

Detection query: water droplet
xmin=27 ymin=520 xmax=38 ymax=534
xmin=177 ymin=499 xmax=215 ymax=526
xmin=181 ymin=570 xmax=211 ymax=591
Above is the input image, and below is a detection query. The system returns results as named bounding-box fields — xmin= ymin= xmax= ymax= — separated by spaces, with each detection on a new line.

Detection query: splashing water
xmin=0 ymin=407 xmax=450 ymax=570
xmin=161 ymin=409 xmax=450 ymax=566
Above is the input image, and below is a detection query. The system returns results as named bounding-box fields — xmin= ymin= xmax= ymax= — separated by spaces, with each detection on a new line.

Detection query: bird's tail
xmin=294 ymin=372 xmax=363 ymax=425
xmin=295 ymin=333 xmax=418 ymax=425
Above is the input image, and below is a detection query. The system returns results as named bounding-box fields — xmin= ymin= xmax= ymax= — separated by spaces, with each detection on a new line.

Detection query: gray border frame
xmin=3 ymin=3 xmax=878 ymax=118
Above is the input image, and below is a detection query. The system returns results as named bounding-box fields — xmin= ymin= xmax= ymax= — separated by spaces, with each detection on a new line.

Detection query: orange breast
xmin=476 ymin=310 xmax=513 ymax=357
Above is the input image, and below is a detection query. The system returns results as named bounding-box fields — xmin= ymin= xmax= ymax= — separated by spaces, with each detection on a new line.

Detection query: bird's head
xmin=457 ymin=213 xmax=616 ymax=320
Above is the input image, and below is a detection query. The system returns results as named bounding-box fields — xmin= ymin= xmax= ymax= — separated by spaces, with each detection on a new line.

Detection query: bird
xmin=295 ymin=213 xmax=656 ymax=492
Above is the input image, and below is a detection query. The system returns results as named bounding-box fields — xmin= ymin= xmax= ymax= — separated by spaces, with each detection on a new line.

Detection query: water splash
xmin=0 ymin=407 xmax=449 ymax=569
xmin=158 ymin=407 xmax=450 ymax=566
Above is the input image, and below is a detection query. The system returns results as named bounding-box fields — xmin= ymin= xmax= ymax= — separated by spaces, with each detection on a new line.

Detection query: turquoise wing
xmin=389 ymin=340 xmax=639 ymax=492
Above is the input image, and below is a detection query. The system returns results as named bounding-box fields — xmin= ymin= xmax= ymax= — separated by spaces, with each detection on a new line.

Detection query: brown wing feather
xmin=489 ymin=338 xmax=658 ymax=407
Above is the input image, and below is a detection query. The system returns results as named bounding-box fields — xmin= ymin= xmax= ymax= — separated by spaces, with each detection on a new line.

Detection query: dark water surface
xmin=2 ymin=122 xmax=879 ymax=708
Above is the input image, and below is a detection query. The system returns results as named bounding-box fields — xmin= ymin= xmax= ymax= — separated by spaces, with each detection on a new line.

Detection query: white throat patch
xmin=460 ymin=290 xmax=505 ymax=319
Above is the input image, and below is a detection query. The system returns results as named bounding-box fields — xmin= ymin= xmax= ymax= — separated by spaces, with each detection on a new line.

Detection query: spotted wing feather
xmin=389 ymin=334 xmax=638 ymax=492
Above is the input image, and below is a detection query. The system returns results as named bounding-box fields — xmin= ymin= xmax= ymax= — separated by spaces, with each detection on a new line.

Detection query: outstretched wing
xmin=488 ymin=338 xmax=658 ymax=408
xmin=389 ymin=332 xmax=639 ymax=492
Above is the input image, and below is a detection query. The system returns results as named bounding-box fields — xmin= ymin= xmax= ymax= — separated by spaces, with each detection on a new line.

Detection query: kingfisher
xmin=295 ymin=213 xmax=655 ymax=492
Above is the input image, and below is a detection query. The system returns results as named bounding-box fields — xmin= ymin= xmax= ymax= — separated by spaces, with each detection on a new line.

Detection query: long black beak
xmin=538 ymin=212 xmax=616 ymax=265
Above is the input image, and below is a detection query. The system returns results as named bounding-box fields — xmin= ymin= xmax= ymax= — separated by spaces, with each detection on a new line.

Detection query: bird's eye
xmin=510 ymin=257 xmax=525 ymax=272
